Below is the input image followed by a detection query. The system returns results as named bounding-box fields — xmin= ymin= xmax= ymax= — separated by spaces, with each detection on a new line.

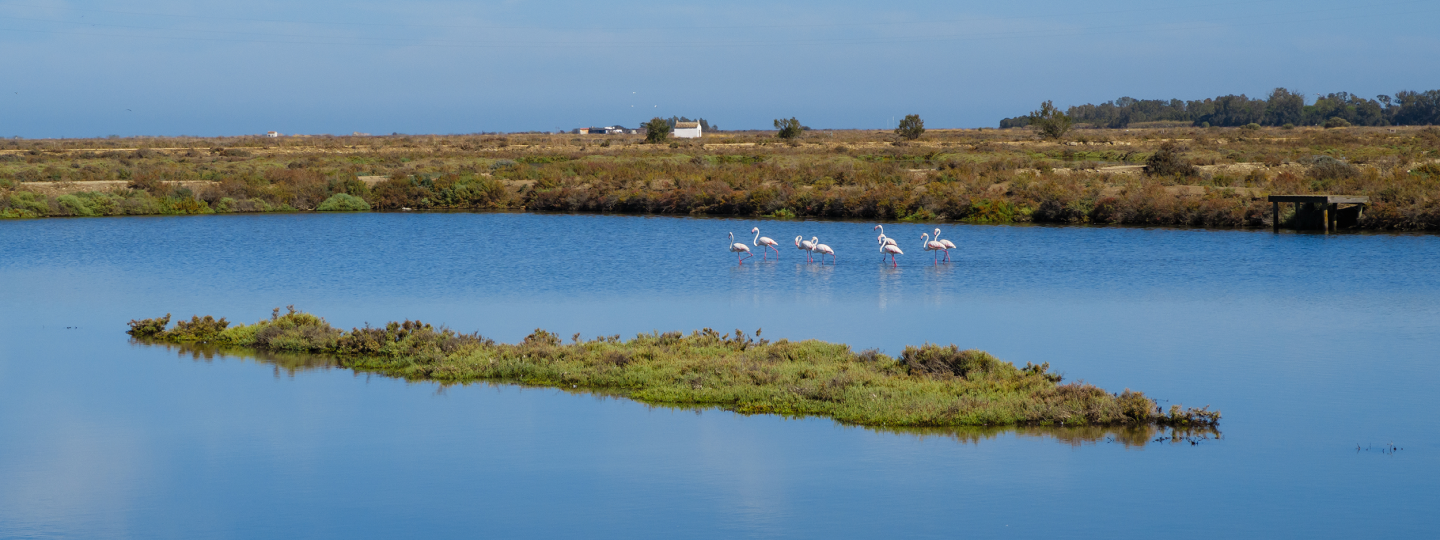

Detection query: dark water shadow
xmin=140 ymin=340 xmax=1220 ymax=448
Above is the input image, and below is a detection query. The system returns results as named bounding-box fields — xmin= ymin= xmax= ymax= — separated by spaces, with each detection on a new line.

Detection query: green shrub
xmin=252 ymin=306 xmax=343 ymax=351
xmin=901 ymin=344 xmax=1004 ymax=378
xmin=1144 ymin=141 xmax=1196 ymax=177
xmin=317 ymin=193 xmax=371 ymax=212
xmin=169 ymin=315 xmax=230 ymax=342
xmin=967 ymin=199 xmax=1018 ymax=223
xmin=5 ymin=192 xmax=50 ymax=215
xmin=774 ymin=117 xmax=804 ymax=140
xmin=1242 ymin=123 xmax=1261 ymax=131
xmin=895 ymin=114 xmax=925 ymax=140
xmin=1304 ymin=155 xmax=1359 ymax=180
xmin=1324 ymin=117 xmax=1352 ymax=129
xmin=642 ymin=117 xmax=671 ymax=144
xmin=126 ymin=314 xmax=172 ymax=338
xmin=55 ymin=194 xmax=96 ymax=216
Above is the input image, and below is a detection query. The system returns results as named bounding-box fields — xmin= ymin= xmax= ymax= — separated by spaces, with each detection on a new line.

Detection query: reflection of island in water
xmin=142 ymin=341 xmax=1220 ymax=448
xmin=138 ymin=340 xmax=342 ymax=378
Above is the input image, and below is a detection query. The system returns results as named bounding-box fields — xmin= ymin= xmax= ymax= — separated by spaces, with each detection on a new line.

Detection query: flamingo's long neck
xmin=729 ymin=232 xmax=735 ymax=249
xmin=753 ymin=229 xmax=761 ymax=246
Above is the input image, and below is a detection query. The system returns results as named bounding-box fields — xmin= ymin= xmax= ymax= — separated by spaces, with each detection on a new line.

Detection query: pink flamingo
xmin=751 ymin=227 xmax=781 ymax=260
xmin=873 ymin=225 xmax=898 ymax=260
xmin=728 ymin=232 xmax=752 ymax=264
xmin=880 ymin=240 xmax=903 ymax=267
xmin=873 ymin=225 xmax=899 ymax=248
xmin=795 ymin=235 xmax=817 ymax=262
xmin=920 ymin=232 xmax=946 ymax=264
xmin=811 ymin=237 xmax=836 ymax=264
xmin=933 ymin=228 xmax=956 ymax=262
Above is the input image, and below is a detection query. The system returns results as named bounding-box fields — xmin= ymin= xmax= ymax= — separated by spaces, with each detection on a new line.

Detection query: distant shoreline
xmin=5 ymin=126 xmax=1438 ymax=230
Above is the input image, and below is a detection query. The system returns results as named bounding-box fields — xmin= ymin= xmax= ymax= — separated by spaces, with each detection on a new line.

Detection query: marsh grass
xmin=6 ymin=126 xmax=1436 ymax=229
xmin=127 ymin=308 xmax=1221 ymax=429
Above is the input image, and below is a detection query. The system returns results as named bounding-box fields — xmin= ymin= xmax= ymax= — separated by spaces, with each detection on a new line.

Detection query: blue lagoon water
xmin=1 ymin=213 xmax=1436 ymax=538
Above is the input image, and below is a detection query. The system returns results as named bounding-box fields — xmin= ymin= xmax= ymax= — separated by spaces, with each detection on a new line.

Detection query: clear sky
xmin=2 ymin=0 xmax=1437 ymax=137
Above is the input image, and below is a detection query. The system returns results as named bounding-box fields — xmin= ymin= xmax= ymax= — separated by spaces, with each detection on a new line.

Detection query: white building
xmin=266 ymin=131 xmax=280 ymax=138
xmin=673 ymin=122 xmax=702 ymax=138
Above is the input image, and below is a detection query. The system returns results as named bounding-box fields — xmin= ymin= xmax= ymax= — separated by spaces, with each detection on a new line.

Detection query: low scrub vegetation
xmin=127 ymin=307 xmax=1221 ymax=429
xmin=3 ymin=126 xmax=1438 ymax=229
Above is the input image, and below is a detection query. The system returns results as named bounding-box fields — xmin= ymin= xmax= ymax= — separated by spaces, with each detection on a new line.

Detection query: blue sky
xmin=2 ymin=0 xmax=1438 ymax=137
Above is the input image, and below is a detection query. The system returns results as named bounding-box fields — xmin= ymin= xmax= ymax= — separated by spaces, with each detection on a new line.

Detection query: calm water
xmin=1 ymin=213 xmax=1436 ymax=538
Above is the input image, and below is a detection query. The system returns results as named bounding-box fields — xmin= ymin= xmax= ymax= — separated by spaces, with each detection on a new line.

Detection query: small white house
xmin=266 ymin=131 xmax=280 ymax=138
xmin=673 ymin=122 xmax=702 ymax=138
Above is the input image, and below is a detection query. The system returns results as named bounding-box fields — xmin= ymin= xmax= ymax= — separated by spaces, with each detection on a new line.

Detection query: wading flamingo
xmin=873 ymin=225 xmax=898 ymax=260
xmin=873 ymin=225 xmax=899 ymax=248
xmin=728 ymin=232 xmax=752 ymax=264
xmin=920 ymin=233 xmax=946 ymax=264
xmin=751 ymin=227 xmax=781 ymax=260
xmin=880 ymin=240 xmax=903 ymax=267
xmin=811 ymin=237 xmax=835 ymax=264
xmin=933 ymin=228 xmax=956 ymax=262
xmin=795 ymin=235 xmax=817 ymax=262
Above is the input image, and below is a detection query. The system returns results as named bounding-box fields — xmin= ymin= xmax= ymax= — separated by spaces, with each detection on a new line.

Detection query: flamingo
xmin=933 ymin=228 xmax=956 ymax=262
xmin=873 ymin=225 xmax=898 ymax=248
xmin=873 ymin=225 xmax=898 ymax=261
xmin=811 ymin=237 xmax=835 ymax=264
xmin=795 ymin=235 xmax=817 ymax=262
xmin=751 ymin=227 xmax=781 ymax=260
xmin=728 ymin=232 xmax=752 ymax=264
xmin=880 ymin=240 xmax=903 ymax=267
xmin=920 ymin=232 xmax=946 ymax=264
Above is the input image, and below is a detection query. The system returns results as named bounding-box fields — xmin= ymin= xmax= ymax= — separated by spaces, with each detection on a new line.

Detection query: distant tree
xmin=774 ymin=117 xmax=804 ymax=140
xmin=998 ymin=116 xmax=1031 ymax=129
xmin=894 ymin=114 xmax=925 ymax=140
xmin=1027 ymin=101 xmax=1072 ymax=139
xmin=665 ymin=116 xmax=717 ymax=132
xmin=1263 ymin=88 xmax=1304 ymax=127
xmin=642 ymin=117 xmax=670 ymax=144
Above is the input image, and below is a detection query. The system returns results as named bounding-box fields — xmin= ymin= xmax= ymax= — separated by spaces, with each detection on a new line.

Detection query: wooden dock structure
xmin=1268 ymin=195 xmax=1370 ymax=232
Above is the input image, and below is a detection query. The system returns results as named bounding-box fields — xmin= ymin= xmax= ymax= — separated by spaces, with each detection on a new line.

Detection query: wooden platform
xmin=1268 ymin=195 xmax=1370 ymax=232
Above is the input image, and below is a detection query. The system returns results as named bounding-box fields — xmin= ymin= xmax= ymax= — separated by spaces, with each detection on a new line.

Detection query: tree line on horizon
xmin=1000 ymin=88 xmax=1440 ymax=129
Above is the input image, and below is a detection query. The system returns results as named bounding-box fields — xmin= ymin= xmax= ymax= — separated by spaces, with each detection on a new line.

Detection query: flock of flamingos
xmin=727 ymin=225 xmax=956 ymax=266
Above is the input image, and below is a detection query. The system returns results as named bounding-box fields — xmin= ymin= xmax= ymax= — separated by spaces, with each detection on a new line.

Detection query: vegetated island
xmin=127 ymin=308 xmax=1220 ymax=429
